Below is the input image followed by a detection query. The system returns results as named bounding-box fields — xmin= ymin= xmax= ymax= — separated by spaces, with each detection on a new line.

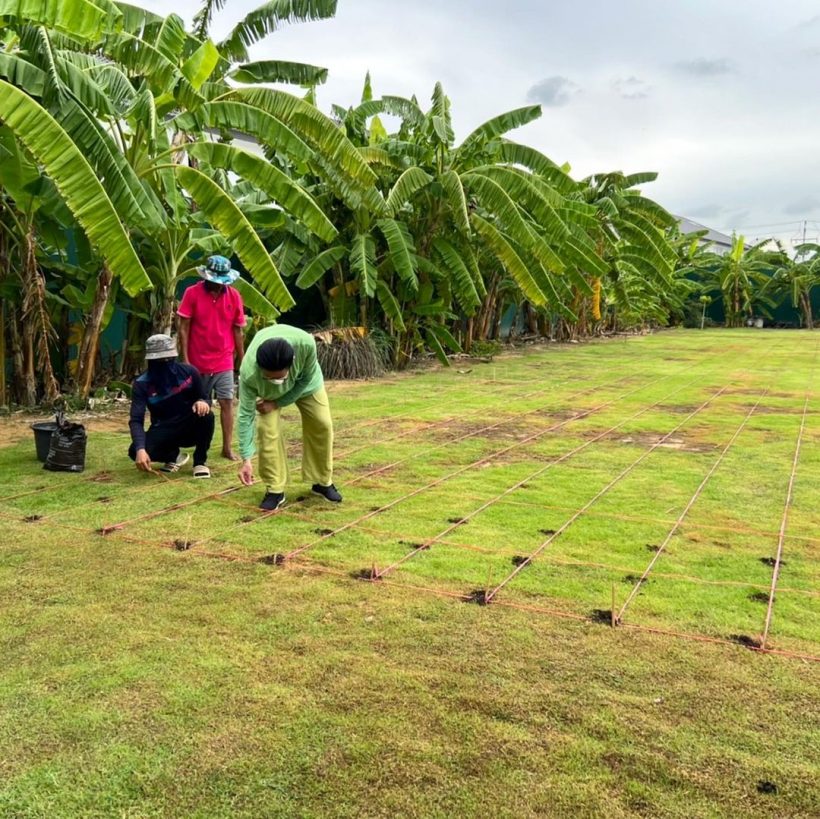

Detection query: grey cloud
xmin=674 ymin=58 xmax=733 ymax=76
xmin=612 ymin=76 xmax=650 ymax=99
xmin=783 ymin=196 xmax=820 ymax=215
xmin=686 ymin=204 xmax=725 ymax=219
xmin=726 ymin=210 xmax=750 ymax=228
xmin=526 ymin=76 xmax=578 ymax=107
xmin=796 ymin=14 xmax=820 ymax=29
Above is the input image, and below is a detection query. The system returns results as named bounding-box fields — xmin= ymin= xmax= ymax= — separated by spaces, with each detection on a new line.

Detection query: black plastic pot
xmin=31 ymin=422 xmax=58 ymax=463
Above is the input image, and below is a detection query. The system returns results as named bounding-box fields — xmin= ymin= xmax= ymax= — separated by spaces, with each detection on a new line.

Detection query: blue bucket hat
xmin=197 ymin=255 xmax=239 ymax=285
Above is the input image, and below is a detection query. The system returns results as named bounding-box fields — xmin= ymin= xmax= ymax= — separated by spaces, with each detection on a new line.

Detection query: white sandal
xmin=161 ymin=452 xmax=190 ymax=473
xmin=192 ymin=464 xmax=211 ymax=479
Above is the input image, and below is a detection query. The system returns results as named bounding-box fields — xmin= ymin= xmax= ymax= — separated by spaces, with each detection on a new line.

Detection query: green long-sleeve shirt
xmin=238 ymin=325 xmax=324 ymax=459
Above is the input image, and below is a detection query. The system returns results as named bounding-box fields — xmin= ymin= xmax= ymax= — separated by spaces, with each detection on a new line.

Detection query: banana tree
xmin=572 ymin=171 xmax=678 ymax=334
xmin=765 ymin=243 xmax=820 ymax=329
xmin=699 ymin=236 xmax=775 ymax=327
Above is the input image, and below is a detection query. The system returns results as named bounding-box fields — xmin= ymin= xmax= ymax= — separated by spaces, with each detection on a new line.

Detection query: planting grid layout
xmin=2 ymin=330 xmax=818 ymax=660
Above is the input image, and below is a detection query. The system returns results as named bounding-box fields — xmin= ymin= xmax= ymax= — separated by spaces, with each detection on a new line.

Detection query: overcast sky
xmin=142 ymin=0 xmax=820 ymax=246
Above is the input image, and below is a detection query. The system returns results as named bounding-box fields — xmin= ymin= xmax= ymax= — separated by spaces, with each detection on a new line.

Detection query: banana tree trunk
xmin=801 ymin=292 xmax=813 ymax=329
xmin=122 ymin=306 xmax=147 ymax=379
xmin=0 ymin=301 xmax=6 ymax=407
xmin=524 ymin=302 xmax=538 ymax=335
xmin=21 ymin=229 xmax=59 ymax=403
xmin=493 ymin=301 xmax=503 ymax=339
xmin=464 ymin=316 xmax=474 ymax=352
xmin=7 ymin=311 xmax=26 ymax=405
xmin=477 ymin=274 xmax=499 ymax=340
xmin=152 ymin=293 xmax=176 ymax=335
xmin=76 ymin=266 xmax=113 ymax=400
xmin=732 ymin=280 xmax=740 ymax=327
xmin=20 ymin=316 xmax=36 ymax=407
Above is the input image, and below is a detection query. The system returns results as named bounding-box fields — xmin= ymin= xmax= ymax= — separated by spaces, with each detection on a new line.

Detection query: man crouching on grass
xmin=237 ymin=324 xmax=341 ymax=511
xmin=128 ymin=334 xmax=214 ymax=478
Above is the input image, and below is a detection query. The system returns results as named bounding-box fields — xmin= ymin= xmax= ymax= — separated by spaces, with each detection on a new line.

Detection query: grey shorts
xmin=201 ymin=370 xmax=235 ymax=401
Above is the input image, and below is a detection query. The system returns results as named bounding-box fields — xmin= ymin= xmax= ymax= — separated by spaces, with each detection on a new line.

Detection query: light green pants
xmin=257 ymin=388 xmax=334 ymax=493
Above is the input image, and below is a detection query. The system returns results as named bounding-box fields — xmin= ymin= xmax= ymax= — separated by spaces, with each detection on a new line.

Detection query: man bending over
xmin=237 ymin=325 xmax=341 ymax=510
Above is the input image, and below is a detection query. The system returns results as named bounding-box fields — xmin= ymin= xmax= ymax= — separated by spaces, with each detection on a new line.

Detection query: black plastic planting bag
xmin=44 ymin=414 xmax=87 ymax=473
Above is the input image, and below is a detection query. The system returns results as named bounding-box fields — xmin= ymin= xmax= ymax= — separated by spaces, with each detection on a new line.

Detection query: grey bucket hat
xmin=145 ymin=334 xmax=178 ymax=360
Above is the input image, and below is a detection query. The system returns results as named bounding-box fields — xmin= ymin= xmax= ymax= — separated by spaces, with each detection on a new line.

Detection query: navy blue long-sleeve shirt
xmin=129 ymin=362 xmax=207 ymax=451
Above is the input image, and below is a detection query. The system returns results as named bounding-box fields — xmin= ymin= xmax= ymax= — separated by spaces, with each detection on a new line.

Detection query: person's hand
xmin=256 ymin=399 xmax=278 ymax=415
xmin=238 ymin=459 xmax=254 ymax=486
xmin=193 ymin=400 xmax=211 ymax=416
xmin=135 ymin=448 xmax=154 ymax=473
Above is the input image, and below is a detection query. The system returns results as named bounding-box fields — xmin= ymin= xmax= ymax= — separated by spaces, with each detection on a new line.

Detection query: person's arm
xmin=232 ymin=291 xmax=246 ymax=371
xmin=177 ymin=316 xmax=191 ymax=364
xmin=177 ymin=286 xmax=195 ymax=363
xmin=275 ymin=340 xmax=319 ymax=408
xmin=237 ymin=374 xmax=258 ymax=485
xmin=188 ymin=366 xmax=208 ymax=402
xmin=237 ymin=375 xmax=258 ymax=459
xmin=187 ymin=366 xmax=211 ymax=416
xmin=233 ymin=325 xmax=245 ymax=371
xmin=129 ymin=380 xmax=148 ymax=451
xmin=129 ymin=380 xmax=153 ymax=471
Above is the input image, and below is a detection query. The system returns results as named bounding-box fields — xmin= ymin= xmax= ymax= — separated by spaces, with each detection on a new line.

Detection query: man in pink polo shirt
xmin=177 ymin=255 xmax=246 ymax=461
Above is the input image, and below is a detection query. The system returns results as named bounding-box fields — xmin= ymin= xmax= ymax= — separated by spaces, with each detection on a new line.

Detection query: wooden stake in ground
xmin=611 ymin=584 xmax=616 ymax=628
xmin=484 ymin=564 xmax=494 ymax=604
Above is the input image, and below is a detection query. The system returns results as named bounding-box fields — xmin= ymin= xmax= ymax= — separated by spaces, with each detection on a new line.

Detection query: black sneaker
xmin=260 ymin=492 xmax=286 ymax=511
xmin=312 ymin=483 xmax=342 ymax=503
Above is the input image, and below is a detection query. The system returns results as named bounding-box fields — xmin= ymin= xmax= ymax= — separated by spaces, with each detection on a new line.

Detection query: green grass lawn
xmin=1 ymin=329 xmax=818 ymax=817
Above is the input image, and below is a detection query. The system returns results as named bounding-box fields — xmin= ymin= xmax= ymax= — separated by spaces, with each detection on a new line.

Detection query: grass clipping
xmin=314 ymin=327 xmax=384 ymax=380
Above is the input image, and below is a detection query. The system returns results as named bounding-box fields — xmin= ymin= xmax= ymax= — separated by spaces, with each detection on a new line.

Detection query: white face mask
xmin=269 ymin=377 xmax=287 ymax=385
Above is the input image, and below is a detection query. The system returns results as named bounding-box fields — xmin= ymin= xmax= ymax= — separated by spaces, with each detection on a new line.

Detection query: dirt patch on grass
xmin=657 ymin=404 xmax=701 ymax=414
xmin=594 ymin=431 xmax=719 ymax=453
xmin=172 ymin=539 xmax=193 ymax=551
xmin=750 ymin=405 xmax=805 ymax=415
xmin=90 ymin=471 xmax=115 ymax=483
xmin=729 ymin=634 xmax=762 ymax=649
xmin=748 ymin=591 xmax=770 ymax=603
xmin=428 ymin=418 xmax=537 ymax=443
xmin=590 ymin=609 xmax=614 ymax=624
xmin=760 ymin=557 xmax=785 ymax=567
xmin=725 ymin=388 xmax=795 ymax=398
xmin=622 ymin=574 xmax=649 ymax=585
xmin=350 ymin=567 xmax=379 ymax=580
